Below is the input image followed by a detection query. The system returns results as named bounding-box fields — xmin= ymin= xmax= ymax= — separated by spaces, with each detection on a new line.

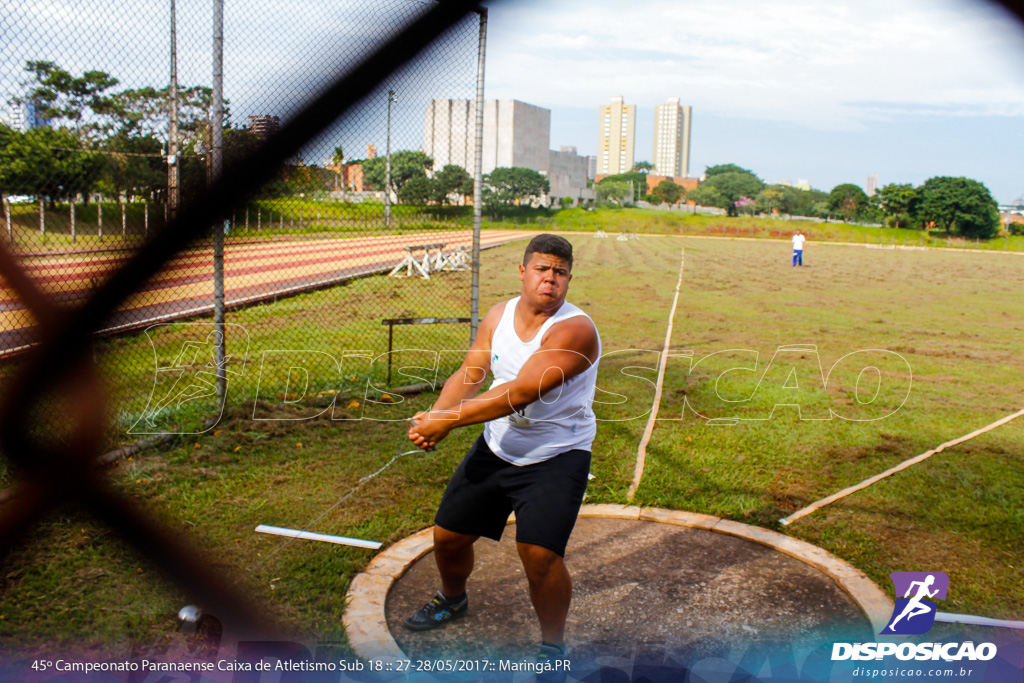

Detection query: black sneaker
xmin=403 ymin=591 xmax=468 ymax=631
xmin=535 ymin=642 xmax=569 ymax=683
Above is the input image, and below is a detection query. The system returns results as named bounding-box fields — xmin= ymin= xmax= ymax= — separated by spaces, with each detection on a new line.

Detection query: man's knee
xmin=517 ymin=543 xmax=565 ymax=580
xmin=434 ymin=525 xmax=477 ymax=555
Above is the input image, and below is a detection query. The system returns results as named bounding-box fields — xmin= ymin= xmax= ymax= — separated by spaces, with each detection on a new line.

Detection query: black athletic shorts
xmin=434 ymin=435 xmax=591 ymax=557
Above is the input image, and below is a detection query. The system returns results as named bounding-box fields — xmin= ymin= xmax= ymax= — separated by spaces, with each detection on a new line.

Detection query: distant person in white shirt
xmin=792 ymin=230 xmax=806 ymax=267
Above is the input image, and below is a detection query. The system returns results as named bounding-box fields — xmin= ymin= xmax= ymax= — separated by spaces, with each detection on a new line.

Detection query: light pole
xmin=384 ymin=89 xmax=396 ymax=228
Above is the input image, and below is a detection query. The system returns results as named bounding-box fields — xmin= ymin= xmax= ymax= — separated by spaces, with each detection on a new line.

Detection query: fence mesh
xmin=0 ymin=1 xmax=494 ymax=447
xmin=0 ymin=0 xmax=491 ymax=648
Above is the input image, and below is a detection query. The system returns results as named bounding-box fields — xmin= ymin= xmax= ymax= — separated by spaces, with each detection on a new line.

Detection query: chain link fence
xmin=0 ymin=1 xmax=504 ymax=450
xmin=0 ymin=0 xmax=496 ymax=649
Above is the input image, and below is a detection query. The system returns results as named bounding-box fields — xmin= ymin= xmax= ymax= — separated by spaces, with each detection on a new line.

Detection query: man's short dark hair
xmin=523 ymin=234 xmax=573 ymax=270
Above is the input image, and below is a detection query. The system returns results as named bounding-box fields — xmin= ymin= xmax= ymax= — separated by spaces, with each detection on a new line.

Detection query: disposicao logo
xmin=881 ymin=571 xmax=949 ymax=635
xmin=831 ymin=571 xmax=998 ymax=663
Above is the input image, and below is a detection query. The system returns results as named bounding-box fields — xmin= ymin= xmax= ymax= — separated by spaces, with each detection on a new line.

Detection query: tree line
xmin=357 ymin=150 xmax=549 ymax=216
xmin=0 ymin=61 xmax=333 ymax=211
xmin=594 ymin=162 xmax=1004 ymax=239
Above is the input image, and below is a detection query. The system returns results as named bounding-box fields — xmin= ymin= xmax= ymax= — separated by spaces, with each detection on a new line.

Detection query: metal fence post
xmin=470 ymin=7 xmax=486 ymax=344
xmin=212 ymin=0 xmax=227 ymax=403
xmin=39 ymin=198 xmax=44 ymax=235
xmin=70 ymin=200 xmax=76 ymax=242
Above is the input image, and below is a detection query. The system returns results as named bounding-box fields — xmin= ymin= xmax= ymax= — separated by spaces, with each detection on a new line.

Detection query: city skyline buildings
xmin=597 ymin=96 xmax=635 ymax=176
xmin=652 ymin=97 xmax=692 ymax=178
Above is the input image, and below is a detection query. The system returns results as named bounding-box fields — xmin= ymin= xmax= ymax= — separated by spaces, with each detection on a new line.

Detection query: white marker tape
xmin=628 ymin=247 xmax=685 ymax=501
xmin=255 ymin=524 xmax=381 ymax=550
xmin=935 ymin=611 xmax=1024 ymax=630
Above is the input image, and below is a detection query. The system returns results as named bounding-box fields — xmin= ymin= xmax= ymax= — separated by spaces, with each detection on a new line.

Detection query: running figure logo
xmin=881 ymin=571 xmax=949 ymax=635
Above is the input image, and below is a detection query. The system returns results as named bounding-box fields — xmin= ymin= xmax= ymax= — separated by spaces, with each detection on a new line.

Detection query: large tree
xmin=104 ymin=85 xmax=216 ymax=142
xmin=98 ymin=132 xmax=164 ymax=203
xmin=361 ymin=150 xmax=433 ymax=196
xmin=0 ymin=127 xmax=102 ymax=206
xmin=651 ymin=179 xmax=684 ymax=205
xmin=705 ymin=163 xmax=755 ymax=178
xmin=398 ymin=175 xmax=435 ymax=206
xmin=686 ymin=184 xmax=726 ymax=209
xmin=17 ymin=61 xmax=119 ymax=138
xmin=483 ymin=167 xmax=549 ymax=211
xmin=828 ymin=183 xmax=869 ymax=222
xmin=876 ymin=183 xmax=919 ymax=228
xmin=432 ymin=164 xmax=473 ymax=204
xmin=597 ymin=170 xmax=646 ymax=201
xmin=917 ymin=176 xmax=999 ymax=239
xmin=755 ymin=187 xmax=785 ymax=215
xmin=700 ymin=166 xmax=765 ymax=216
xmin=595 ymin=180 xmax=631 ymax=205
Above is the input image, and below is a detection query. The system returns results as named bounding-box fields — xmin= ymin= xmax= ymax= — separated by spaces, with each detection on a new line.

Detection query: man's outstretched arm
xmin=409 ymin=315 xmax=598 ymax=449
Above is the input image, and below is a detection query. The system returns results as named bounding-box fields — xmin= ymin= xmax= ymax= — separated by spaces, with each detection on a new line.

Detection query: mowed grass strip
xmin=631 ymin=237 xmax=1024 ymax=621
xmin=0 ymin=234 xmax=1021 ymax=654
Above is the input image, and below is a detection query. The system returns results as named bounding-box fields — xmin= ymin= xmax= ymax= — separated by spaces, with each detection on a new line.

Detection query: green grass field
xmin=0 ymin=232 xmax=1021 ymax=657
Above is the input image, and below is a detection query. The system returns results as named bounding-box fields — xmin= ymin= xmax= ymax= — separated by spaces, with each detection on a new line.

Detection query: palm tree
xmin=332 ymin=145 xmax=346 ymax=202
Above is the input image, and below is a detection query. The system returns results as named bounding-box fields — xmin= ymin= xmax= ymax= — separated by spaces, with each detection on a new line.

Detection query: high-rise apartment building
xmin=597 ymin=96 xmax=635 ymax=176
xmin=247 ymin=114 xmax=280 ymax=140
xmin=653 ymin=98 xmax=692 ymax=178
xmin=10 ymin=101 xmax=49 ymax=132
xmin=866 ymin=174 xmax=880 ymax=197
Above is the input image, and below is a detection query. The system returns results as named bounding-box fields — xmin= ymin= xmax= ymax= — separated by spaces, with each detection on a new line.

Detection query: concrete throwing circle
xmin=344 ymin=505 xmax=892 ymax=665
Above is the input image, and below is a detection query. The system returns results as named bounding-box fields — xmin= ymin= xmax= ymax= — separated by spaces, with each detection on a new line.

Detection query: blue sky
xmin=482 ymin=0 xmax=1024 ymax=202
xmin=3 ymin=0 xmax=1023 ymax=203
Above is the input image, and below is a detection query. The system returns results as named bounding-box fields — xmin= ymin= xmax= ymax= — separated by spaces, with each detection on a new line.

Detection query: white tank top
xmin=483 ymin=296 xmax=601 ymax=465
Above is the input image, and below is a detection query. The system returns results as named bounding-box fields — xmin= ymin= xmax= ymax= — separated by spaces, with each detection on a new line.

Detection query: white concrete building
xmin=423 ymin=99 xmax=550 ymax=175
xmin=548 ymin=148 xmax=594 ymax=206
xmin=653 ymin=98 xmax=692 ymax=178
xmin=423 ymin=98 xmax=594 ymax=206
xmin=597 ymin=96 xmax=636 ymax=176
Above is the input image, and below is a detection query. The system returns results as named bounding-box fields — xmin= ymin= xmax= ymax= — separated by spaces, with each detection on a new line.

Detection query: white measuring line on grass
xmin=627 ymin=248 xmax=685 ymax=501
xmin=780 ymin=407 xmax=1024 ymax=526
xmin=247 ymin=448 xmax=425 ymax=573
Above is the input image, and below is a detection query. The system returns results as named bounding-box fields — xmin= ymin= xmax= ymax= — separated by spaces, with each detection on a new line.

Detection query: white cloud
xmin=484 ymin=0 xmax=1024 ymax=129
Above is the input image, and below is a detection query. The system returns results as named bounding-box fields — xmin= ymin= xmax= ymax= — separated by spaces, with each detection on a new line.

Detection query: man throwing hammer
xmin=405 ymin=234 xmax=601 ymax=666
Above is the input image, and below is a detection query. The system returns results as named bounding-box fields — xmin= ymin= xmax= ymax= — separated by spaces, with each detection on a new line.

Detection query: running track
xmin=0 ymin=230 xmax=533 ymax=356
